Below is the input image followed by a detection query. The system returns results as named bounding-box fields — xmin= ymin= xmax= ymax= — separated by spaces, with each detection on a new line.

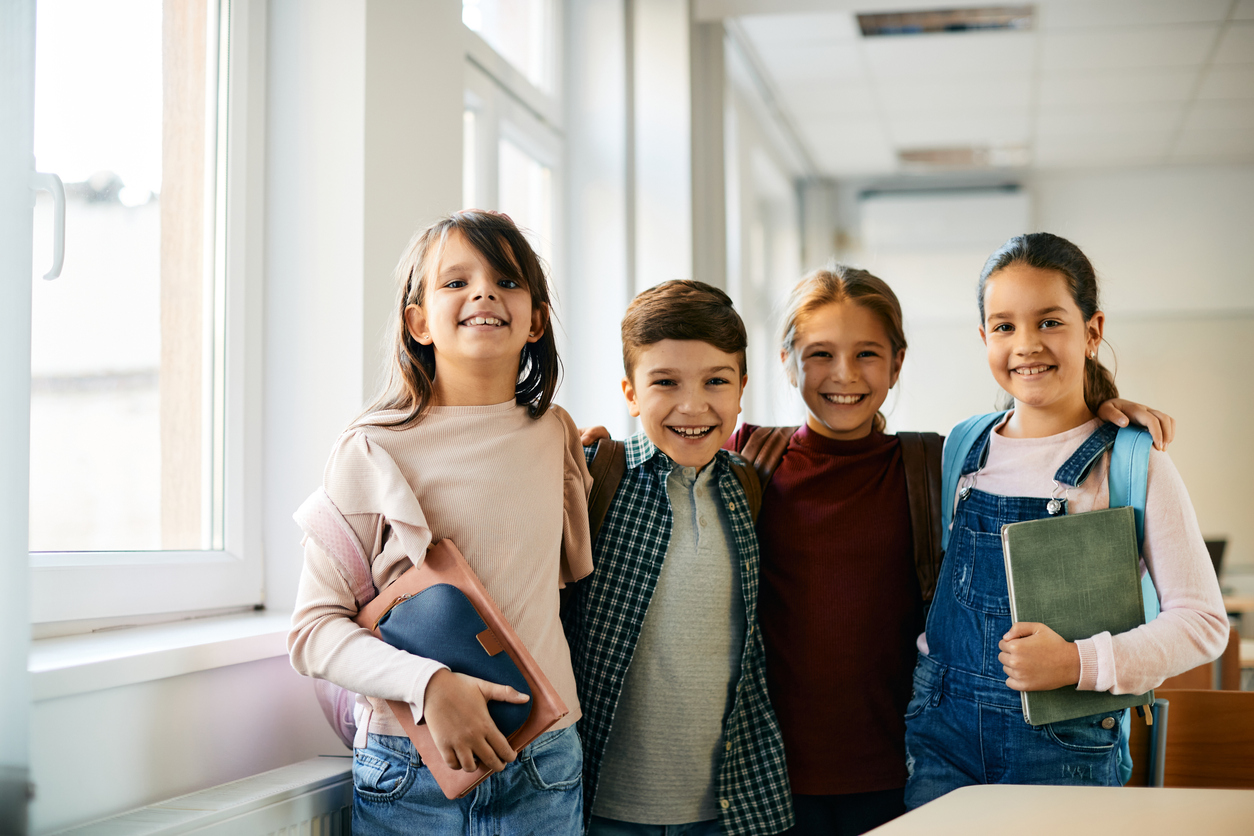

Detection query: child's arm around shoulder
xmin=552 ymin=404 xmax=594 ymax=586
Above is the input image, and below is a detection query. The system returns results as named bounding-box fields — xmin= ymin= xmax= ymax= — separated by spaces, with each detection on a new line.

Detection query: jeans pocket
xmin=904 ymin=656 xmax=942 ymax=720
xmin=354 ymin=734 xmax=418 ymax=801
xmin=1044 ymin=715 xmax=1119 ymax=753
xmin=522 ymin=726 xmax=583 ymax=791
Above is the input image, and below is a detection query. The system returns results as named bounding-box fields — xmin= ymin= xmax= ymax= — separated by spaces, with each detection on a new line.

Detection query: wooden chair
xmin=1159 ymin=626 xmax=1241 ymax=690
xmin=1153 ymin=689 xmax=1254 ymax=789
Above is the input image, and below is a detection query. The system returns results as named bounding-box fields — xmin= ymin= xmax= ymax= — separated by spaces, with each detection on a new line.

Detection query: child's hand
xmin=998 ymin=622 xmax=1081 ymax=692
xmin=1096 ymin=399 xmax=1175 ymax=452
xmin=422 ymin=668 xmax=529 ymax=772
xmin=579 ymin=425 xmax=611 ymax=447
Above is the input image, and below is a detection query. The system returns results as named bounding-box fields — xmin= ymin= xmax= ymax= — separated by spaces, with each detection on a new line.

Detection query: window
xmin=462 ymin=2 xmax=562 ymax=276
xmin=28 ymin=0 xmax=264 ymax=627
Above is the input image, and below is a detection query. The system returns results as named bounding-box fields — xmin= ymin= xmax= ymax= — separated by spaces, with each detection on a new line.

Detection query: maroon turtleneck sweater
xmin=729 ymin=424 xmax=922 ymax=795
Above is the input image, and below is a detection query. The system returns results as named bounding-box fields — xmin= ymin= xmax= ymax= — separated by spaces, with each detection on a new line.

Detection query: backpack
xmin=736 ymin=426 xmax=946 ymax=606
xmin=941 ymin=411 xmax=1158 ymax=785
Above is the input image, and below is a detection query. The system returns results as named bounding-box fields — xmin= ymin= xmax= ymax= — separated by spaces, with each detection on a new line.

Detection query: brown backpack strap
xmin=898 ymin=431 xmax=945 ymax=604
xmin=586 ymin=439 xmax=626 ymax=545
xmin=741 ymin=425 xmax=799 ymax=488
xmin=726 ymin=456 xmax=763 ymax=521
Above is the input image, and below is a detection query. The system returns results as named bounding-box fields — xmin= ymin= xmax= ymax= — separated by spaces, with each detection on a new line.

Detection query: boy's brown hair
xmin=621 ymin=280 xmax=748 ymax=379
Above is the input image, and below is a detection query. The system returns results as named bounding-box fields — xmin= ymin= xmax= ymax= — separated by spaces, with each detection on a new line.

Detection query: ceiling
xmin=702 ymin=0 xmax=1254 ymax=177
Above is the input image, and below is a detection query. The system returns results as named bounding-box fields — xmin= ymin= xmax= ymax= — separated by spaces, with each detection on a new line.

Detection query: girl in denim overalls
xmin=903 ymin=233 xmax=1228 ymax=808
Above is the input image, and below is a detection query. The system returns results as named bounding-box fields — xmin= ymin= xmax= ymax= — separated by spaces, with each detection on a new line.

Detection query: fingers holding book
xmin=998 ymin=622 xmax=1083 ymax=692
xmin=424 ymin=668 xmax=530 ymax=772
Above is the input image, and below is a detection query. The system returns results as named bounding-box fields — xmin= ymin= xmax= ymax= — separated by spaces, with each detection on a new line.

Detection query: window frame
xmin=30 ymin=0 xmax=266 ymax=626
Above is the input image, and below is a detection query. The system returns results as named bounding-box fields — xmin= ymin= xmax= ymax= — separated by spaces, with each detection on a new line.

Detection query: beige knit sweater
xmin=288 ymin=401 xmax=593 ymax=738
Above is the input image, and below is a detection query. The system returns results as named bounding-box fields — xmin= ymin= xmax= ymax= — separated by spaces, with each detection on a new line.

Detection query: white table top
xmin=868 ymin=784 xmax=1254 ymax=835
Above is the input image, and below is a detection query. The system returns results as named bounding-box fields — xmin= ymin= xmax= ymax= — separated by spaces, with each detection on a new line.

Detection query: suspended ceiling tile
xmin=754 ymin=41 xmax=865 ymax=84
xmin=1034 ymin=131 xmax=1173 ymax=167
xmin=1035 ymin=102 xmax=1186 ymax=137
xmin=1170 ymin=128 xmax=1254 ymax=160
xmin=887 ymin=111 xmax=1031 ymax=147
xmin=736 ymin=12 xmax=859 ymax=47
xmin=875 ymin=75 xmax=1033 ymax=114
xmin=802 ymin=118 xmax=897 ymax=175
xmin=1038 ymin=67 xmax=1199 ymax=107
xmin=1041 ymin=25 xmax=1219 ymax=70
xmin=1237 ymin=0 xmax=1254 ymax=21
xmin=1182 ymin=101 xmax=1254 ymax=132
xmin=1197 ymin=65 xmax=1254 ymax=99
xmin=778 ymin=80 xmax=878 ymax=117
xmin=1038 ymin=0 xmax=1230 ymax=30
xmin=861 ymin=31 xmax=1036 ymax=79
xmin=1214 ymin=22 xmax=1254 ymax=64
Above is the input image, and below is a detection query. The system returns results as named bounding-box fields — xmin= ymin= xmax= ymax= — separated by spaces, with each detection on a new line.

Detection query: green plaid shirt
xmin=565 ymin=432 xmax=793 ymax=835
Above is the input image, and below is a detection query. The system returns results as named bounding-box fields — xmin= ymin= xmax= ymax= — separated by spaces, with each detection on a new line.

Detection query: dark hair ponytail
xmin=978 ymin=232 xmax=1115 ymax=416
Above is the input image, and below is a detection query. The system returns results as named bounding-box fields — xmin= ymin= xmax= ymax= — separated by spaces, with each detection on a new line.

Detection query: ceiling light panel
xmin=857 ymin=6 xmax=1032 ymax=37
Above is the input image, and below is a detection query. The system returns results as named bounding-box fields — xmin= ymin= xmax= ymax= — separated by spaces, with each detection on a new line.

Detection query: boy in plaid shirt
xmin=564 ymin=281 xmax=792 ymax=835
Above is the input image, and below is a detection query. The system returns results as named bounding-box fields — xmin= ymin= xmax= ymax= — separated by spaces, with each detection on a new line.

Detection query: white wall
xmin=838 ymin=165 xmax=1254 ymax=570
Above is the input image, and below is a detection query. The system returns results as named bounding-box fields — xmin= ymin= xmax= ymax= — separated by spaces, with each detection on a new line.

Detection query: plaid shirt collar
xmin=568 ymin=431 xmax=793 ymax=835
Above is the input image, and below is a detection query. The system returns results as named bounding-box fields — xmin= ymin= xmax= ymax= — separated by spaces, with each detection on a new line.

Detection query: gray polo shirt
xmin=592 ymin=463 xmax=747 ymax=824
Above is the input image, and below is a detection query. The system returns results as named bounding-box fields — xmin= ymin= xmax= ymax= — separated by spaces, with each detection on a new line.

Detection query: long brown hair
xmin=779 ymin=265 xmax=907 ymax=433
xmin=364 ymin=210 xmax=561 ymax=428
xmin=978 ymin=232 xmax=1116 ymax=415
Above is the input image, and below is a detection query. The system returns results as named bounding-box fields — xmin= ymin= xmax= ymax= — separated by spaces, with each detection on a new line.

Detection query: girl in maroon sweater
xmin=728 ymin=266 xmax=1169 ymax=836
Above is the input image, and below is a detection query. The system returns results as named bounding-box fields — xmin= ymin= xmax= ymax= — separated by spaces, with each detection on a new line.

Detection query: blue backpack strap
xmin=1108 ymin=424 xmax=1157 ymax=786
xmin=940 ymin=411 xmax=1008 ymax=553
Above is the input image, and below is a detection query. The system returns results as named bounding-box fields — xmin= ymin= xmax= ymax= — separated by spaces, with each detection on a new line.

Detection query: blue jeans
xmin=352 ymin=724 xmax=583 ymax=835
xmin=588 ymin=816 xmax=721 ymax=836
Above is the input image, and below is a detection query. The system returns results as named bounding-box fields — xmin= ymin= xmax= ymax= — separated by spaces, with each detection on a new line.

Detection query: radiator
xmin=50 ymin=757 xmax=353 ymax=835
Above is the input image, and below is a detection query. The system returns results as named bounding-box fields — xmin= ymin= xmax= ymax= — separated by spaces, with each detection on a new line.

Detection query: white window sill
xmin=29 ymin=610 xmax=292 ymax=702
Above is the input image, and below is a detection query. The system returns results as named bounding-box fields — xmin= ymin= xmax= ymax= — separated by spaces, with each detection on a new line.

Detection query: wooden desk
xmin=1224 ymin=593 xmax=1254 ymax=623
xmin=868 ymin=785 xmax=1254 ymax=835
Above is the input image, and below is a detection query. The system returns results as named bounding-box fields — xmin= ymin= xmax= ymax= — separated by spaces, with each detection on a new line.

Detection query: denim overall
xmin=903 ymin=421 xmax=1124 ymax=809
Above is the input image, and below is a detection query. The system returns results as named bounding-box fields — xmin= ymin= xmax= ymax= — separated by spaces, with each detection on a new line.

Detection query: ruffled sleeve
xmin=324 ymin=427 xmax=434 ymax=582
xmin=552 ymin=405 xmax=594 ymax=585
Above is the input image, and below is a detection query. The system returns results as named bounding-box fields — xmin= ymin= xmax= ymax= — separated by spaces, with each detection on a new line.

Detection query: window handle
xmin=30 ymin=169 xmax=65 ymax=280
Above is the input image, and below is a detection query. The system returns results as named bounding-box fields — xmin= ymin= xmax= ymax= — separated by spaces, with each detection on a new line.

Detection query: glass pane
xmin=462 ymin=0 xmax=553 ymax=92
xmin=29 ymin=0 xmax=223 ymax=552
xmin=463 ymin=109 xmax=477 ymax=209
xmin=498 ymin=137 xmax=552 ymax=264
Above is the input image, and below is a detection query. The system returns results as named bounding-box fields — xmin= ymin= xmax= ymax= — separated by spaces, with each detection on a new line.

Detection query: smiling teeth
xmin=465 ymin=316 xmax=505 ymax=326
xmin=1014 ymin=366 xmax=1051 ymax=376
xmin=670 ymin=426 xmax=713 ymax=438
xmin=823 ymin=394 xmax=863 ymax=404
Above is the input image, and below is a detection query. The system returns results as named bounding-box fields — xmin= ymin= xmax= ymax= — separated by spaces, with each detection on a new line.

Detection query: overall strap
xmin=941 ymin=411 xmax=1008 ymax=553
xmin=1052 ymin=422 xmax=1120 ymax=487
xmin=741 ymin=425 xmax=799 ymax=487
xmin=899 ymin=431 xmax=945 ymax=604
xmin=587 ymin=439 xmax=627 ymax=546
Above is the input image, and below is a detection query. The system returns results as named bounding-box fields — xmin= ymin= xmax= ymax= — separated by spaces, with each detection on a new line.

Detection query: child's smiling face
xmin=623 ymin=339 xmax=746 ymax=470
xmin=788 ymin=301 xmax=904 ymax=441
xmin=980 ymin=262 xmax=1102 ymax=419
xmin=404 ymin=229 xmax=543 ymax=371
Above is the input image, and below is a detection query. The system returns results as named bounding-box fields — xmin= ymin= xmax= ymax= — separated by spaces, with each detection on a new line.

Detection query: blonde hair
xmin=779 ymin=265 xmax=907 ymax=433
xmin=363 ymin=210 xmax=560 ymax=428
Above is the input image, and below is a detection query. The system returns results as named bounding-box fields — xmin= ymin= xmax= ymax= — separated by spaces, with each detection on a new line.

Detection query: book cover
xmin=1001 ymin=505 xmax=1153 ymax=726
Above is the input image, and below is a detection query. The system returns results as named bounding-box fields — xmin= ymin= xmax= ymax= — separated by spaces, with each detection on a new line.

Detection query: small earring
xmin=528 ymin=332 xmax=535 ymax=337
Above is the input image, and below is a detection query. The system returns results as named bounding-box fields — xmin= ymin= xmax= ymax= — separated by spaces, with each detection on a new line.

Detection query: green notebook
xmin=1000 ymin=505 xmax=1153 ymax=726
